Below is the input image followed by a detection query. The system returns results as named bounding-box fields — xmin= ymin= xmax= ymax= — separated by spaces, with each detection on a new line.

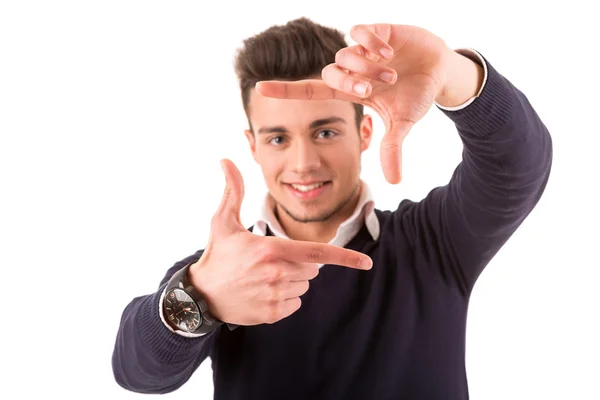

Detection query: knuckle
xmin=335 ymin=49 xmax=346 ymax=66
xmin=367 ymin=36 xmax=379 ymax=50
xmin=341 ymin=252 xmax=359 ymax=268
xmin=301 ymin=281 xmax=310 ymax=295
xmin=343 ymin=77 xmax=355 ymax=93
xmin=266 ymin=286 xmax=281 ymax=303
xmin=304 ymin=263 xmax=319 ymax=280
xmin=253 ymin=244 xmax=277 ymax=265
xmin=263 ymin=266 xmax=283 ymax=284
xmin=291 ymin=297 xmax=302 ymax=313
xmin=357 ymin=60 xmax=371 ymax=76
xmin=311 ymin=264 xmax=320 ymax=279
xmin=265 ymin=302 xmax=283 ymax=324
xmin=305 ymin=82 xmax=314 ymax=100
xmin=390 ymin=108 xmax=418 ymax=125
xmin=321 ymin=64 xmax=336 ymax=82
xmin=283 ymin=82 xmax=289 ymax=99
xmin=223 ymin=185 xmax=233 ymax=197
xmin=350 ymin=24 xmax=363 ymax=36
xmin=307 ymin=247 xmax=325 ymax=263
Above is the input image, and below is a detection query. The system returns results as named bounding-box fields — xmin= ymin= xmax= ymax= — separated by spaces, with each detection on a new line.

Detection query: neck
xmin=275 ymin=182 xmax=362 ymax=243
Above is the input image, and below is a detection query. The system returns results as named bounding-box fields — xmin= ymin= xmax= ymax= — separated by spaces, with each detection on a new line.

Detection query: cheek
xmin=330 ymin=150 xmax=360 ymax=180
xmin=258 ymin=157 xmax=284 ymax=182
xmin=327 ymin=145 xmax=357 ymax=166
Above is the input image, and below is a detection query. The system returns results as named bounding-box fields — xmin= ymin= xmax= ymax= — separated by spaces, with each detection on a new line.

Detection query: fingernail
xmin=380 ymin=48 xmax=393 ymax=59
xmin=380 ymin=72 xmax=395 ymax=84
xmin=353 ymin=82 xmax=368 ymax=96
xmin=360 ymin=258 xmax=373 ymax=269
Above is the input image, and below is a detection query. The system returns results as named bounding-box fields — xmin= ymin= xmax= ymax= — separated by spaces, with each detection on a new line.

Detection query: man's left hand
xmin=256 ymin=24 xmax=482 ymax=184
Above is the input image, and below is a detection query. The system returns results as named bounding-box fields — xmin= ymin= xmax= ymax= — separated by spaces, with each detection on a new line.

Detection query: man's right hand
xmin=188 ymin=158 xmax=373 ymax=327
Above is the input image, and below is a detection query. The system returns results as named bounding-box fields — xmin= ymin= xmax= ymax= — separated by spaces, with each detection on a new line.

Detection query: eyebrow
xmin=256 ymin=117 xmax=346 ymax=135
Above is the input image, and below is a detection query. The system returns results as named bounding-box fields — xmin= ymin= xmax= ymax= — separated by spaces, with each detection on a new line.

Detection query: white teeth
xmin=291 ymin=182 xmax=324 ymax=192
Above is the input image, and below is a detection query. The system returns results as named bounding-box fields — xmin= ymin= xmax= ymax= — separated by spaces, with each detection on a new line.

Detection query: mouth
xmin=284 ymin=181 xmax=332 ymax=200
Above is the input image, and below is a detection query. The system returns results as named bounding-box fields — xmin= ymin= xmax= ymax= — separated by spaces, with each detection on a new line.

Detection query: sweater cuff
xmin=136 ymin=285 xmax=216 ymax=364
xmin=435 ymin=48 xmax=487 ymax=111
xmin=436 ymin=52 xmax=514 ymax=136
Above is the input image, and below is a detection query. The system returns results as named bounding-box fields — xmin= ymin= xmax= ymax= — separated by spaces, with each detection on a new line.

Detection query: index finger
xmin=349 ymin=24 xmax=394 ymax=60
xmin=271 ymin=237 xmax=373 ymax=270
xmin=255 ymin=79 xmax=357 ymax=102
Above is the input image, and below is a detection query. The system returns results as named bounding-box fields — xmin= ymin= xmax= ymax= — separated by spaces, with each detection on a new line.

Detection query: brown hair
xmin=233 ymin=17 xmax=364 ymax=132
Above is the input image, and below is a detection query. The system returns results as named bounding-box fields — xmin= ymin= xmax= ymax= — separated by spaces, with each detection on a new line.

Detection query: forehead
xmin=248 ymin=88 xmax=355 ymax=130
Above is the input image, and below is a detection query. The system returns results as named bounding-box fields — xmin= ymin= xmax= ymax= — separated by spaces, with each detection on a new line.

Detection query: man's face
xmin=244 ymin=88 xmax=373 ymax=224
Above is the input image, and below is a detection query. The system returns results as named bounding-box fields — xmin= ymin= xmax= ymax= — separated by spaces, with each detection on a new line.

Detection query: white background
xmin=1 ymin=1 xmax=598 ymax=399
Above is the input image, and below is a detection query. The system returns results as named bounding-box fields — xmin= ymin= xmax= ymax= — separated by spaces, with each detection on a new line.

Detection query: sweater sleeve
xmin=111 ymin=250 xmax=219 ymax=394
xmin=396 ymin=51 xmax=553 ymax=296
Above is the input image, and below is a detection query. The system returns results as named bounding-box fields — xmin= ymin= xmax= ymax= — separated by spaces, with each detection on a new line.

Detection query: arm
xmin=111 ymin=250 xmax=218 ymax=394
xmin=397 ymin=51 xmax=553 ymax=296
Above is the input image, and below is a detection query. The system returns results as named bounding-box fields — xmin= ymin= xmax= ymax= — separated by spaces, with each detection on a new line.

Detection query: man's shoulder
xmin=374 ymin=198 xmax=420 ymax=220
xmin=371 ymin=197 xmax=427 ymax=245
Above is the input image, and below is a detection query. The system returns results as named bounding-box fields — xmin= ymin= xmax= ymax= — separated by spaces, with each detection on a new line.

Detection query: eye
xmin=268 ymin=136 xmax=286 ymax=145
xmin=317 ymin=129 xmax=337 ymax=139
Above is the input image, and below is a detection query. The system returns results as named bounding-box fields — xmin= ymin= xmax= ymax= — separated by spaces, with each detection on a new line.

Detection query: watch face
xmin=164 ymin=288 xmax=202 ymax=332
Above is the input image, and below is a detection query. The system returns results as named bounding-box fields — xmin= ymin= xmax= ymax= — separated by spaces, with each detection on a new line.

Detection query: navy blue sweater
xmin=112 ymin=55 xmax=553 ymax=399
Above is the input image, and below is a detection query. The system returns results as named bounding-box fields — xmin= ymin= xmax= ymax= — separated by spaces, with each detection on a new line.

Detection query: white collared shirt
xmin=252 ymin=179 xmax=380 ymax=259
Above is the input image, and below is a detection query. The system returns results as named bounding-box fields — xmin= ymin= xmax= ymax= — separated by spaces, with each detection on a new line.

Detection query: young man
xmin=112 ymin=18 xmax=553 ymax=399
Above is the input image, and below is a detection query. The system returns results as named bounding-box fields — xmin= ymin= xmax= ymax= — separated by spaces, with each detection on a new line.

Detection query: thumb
xmin=213 ymin=158 xmax=245 ymax=233
xmin=380 ymin=121 xmax=412 ymax=184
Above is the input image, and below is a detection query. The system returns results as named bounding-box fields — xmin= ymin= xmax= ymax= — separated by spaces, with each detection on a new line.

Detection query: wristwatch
xmin=163 ymin=262 xmax=238 ymax=334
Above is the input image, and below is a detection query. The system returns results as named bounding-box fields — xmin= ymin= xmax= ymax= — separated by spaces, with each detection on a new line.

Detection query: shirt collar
xmin=252 ymin=179 xmax=380 ymax=241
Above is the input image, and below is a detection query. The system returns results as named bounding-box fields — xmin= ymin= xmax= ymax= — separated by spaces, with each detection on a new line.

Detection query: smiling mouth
xmin=288 ymin=182 xmax=329 ymax=192
xmin=284 ymin=181 xmax=332 ymax=199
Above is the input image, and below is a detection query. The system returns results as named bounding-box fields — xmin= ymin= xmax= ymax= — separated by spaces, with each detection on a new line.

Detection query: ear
xmin=359 ymin=114 xmax=373 ymax=153
xmin=244 ymin=129 xmax=258 ymax=162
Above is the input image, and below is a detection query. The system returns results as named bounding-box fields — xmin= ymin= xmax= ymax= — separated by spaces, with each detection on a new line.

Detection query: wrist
xmin=188 ymin=259 xmax=225 ymax=323
xmin=188 ymin=260 xmax=213 ymax=308
xmin=435 ymin=50 xmax=484 ymax=108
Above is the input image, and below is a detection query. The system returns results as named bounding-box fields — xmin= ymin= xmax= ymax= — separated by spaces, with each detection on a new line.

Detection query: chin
xmin=279 ymin=196 xmax=343 ymax=224
xmin=286 ymin=207 xmax=337 ymax=224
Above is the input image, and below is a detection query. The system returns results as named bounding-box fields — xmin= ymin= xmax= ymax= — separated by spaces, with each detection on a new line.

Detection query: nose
xmin=290 ymin=138 xmax=321 ymax=174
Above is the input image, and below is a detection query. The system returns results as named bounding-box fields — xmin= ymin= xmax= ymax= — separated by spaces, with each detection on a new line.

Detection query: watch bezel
xmin=164 ymin=287 xmax=203 ymax=333
xmin=163 ymin=262 xmax=224 ymax=334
